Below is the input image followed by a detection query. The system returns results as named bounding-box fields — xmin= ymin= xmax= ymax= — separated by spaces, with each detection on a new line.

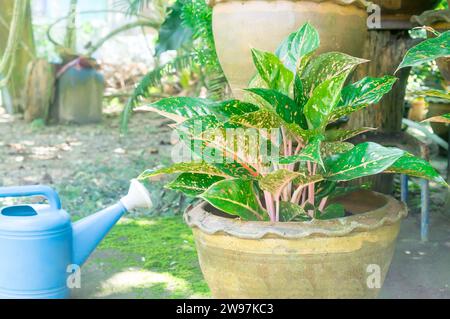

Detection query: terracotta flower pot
xmin=427 ymin=99 xmax=450 ymax=139
xmin=371 ymin=0 xmax=439 ymax=16
xmin=210 ymin=0 xmax=369 ymax=98
xmin=185 ymin=190 xmax=407 ymax=299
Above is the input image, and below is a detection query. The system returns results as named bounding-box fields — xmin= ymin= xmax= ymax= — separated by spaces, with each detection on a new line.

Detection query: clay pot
xmin=371 ymin=0 xmax=439 ymax=16
xmin=211 ymin=0 xmax=369 ymax=98
xmin=185 ymin=190 xmax=407 ymax=298
xmin=427 ymin=100 xmax=450 ymax=139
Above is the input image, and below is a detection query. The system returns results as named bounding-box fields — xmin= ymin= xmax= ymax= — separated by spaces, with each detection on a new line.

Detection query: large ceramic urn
xmin=371 ymin=0 xmax=440 ymax=16
xmin=210 ymin=0 xmax=369 ymax=98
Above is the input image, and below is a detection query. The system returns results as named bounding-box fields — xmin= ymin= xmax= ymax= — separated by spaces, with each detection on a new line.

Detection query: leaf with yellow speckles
xmin=398 ymin=30 xmax=450 ymax=70
xmin=139 ymin=162 xmax=229 ymax=180
xmin=330 ymin=76 xmax=397 ymax=121
xmin=324 ymin=142 xmax=405 ymax=182
xmin=211 ymin=100 xmax=260 ymax=119
xmin=166 ymin=173 xmax=225 ymax=197
xmin=276 ymin=22 xmax=320 ymax=74
xmin=251 ymin=49 xmax=293 ymax=93
xmin=304 ymin=72 xmax=348 ymax=130
xmin=200 ymin=179 xmax=268 ymax=221
xmin=145 ymin=97 xmax=214 ymax=123
xmin=384 ymin=153 xmax=447 ymax=186
xmin=325 ymin=127 xmax=376 ymax=142
xmin=301 ymin=52 xmax=368 ymax=98
xmin=279 ymin=201 xmax=311 ymax=222
xmin=245 ymin=88 xmax=307 ymax=129
xmin=277 ymin=135 xmax=324 ymax=167
xmin=321 ymin=142 xmax=354 ymax=158
xmin=258 ymin=169 xmax=304 ymax=197
xmin=229 ymin=109 xmax=283 ymax=129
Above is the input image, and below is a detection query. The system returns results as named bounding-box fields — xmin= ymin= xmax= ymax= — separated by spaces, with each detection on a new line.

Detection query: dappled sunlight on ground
xmin=94 ymin=268 xmax=191 ymax=298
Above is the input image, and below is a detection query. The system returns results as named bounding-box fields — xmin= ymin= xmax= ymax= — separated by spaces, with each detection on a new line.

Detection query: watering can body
xmin=0 ymin=181 xmax=151 ymax=299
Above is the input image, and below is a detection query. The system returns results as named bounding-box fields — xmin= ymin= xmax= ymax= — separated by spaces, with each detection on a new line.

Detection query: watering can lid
xmin=0 ymin=204 xmax=71 ymax=235
xmin=0 ymin=186 xmax=71 ymax=235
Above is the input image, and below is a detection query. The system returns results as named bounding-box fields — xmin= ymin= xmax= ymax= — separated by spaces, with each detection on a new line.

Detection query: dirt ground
xmin=0 ymin=108 xmax=194 ymax=217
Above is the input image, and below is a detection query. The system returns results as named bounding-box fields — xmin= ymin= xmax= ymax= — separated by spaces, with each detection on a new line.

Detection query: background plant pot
xmin=427 ymin=99 xmax=450 ymax=140
xmin=54 ymin=66 xmax=105 ymax=124
xmin=371 ymin=0 xmax=439 ymax=16
xmin=211 ymin=0 xmax=368 ymax=98
xmin=185 ymin=190 xmax=407 ymax=299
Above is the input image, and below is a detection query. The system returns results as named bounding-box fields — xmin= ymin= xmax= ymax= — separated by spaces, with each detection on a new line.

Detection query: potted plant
xmin=210 ymin=0 xmax=369 ymax=98
xmin=139 ymin=23 xmax=447 ymax=298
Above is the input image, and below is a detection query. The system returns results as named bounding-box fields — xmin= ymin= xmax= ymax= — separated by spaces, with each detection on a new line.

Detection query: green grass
xmin=96 ymin=216 xmax=211 ymax=298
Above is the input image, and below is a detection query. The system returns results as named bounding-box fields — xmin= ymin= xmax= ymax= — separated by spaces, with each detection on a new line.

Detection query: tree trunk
xmin=346 ymin=30 xmax=414 ymax=194
xmin=0 ymin=0 xmax=36 ymax=113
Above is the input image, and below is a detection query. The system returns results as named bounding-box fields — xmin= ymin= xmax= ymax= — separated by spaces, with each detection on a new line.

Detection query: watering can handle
xmin=0 ymin=185 xmax=62 ymax=210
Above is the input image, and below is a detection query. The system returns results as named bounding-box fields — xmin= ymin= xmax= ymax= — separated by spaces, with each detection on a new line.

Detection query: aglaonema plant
xmin=398 ymin=27 xmax=450 ymax=124
xmin=139 ymin=23 xmax=448 ymax=222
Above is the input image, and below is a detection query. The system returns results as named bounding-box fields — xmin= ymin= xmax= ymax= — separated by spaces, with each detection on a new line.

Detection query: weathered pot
xmin=371 ymin=0 xmax=439 ymax=16
xmin=185 ymin=190 xmax=407 ymax=299
xmin=211 ymin=0 xmax=369 ymax=98
xmin=427 ymin=99 xmax=450 ymax=139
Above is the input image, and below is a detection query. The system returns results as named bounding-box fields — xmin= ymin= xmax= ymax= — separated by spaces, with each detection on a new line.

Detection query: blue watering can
xmin=0 ymin=179 xmax=152 ymax=299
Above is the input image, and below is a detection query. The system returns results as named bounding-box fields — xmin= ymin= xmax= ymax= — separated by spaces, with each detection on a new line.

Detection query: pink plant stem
xmin=308 ymin=163 xmax=317 ymax=206
xmin=291 ymin=185 xmax=304 ymax=204
xmin=301 ymin=188 xmax=307 ymax=206
xmin=264 ymin=191 xmax=276 ymax=222
xmin=319 ymin=196 xmax=329 ymax=211
xmin=275 ymin=199 xmax=280 ymax=222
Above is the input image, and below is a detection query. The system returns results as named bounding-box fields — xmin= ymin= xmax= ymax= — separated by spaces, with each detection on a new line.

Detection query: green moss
xmin=98 ymin=216 xmax=210 ymax=298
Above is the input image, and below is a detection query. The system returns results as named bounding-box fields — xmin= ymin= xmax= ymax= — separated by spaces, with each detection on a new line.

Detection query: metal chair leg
xmin=401 ymin=174 xmax=409 ymax=203
xmin=421 ymin=179 xmax=430 ymax=242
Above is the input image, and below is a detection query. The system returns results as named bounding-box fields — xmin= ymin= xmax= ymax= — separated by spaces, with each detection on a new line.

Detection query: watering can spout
xmin=72 ymin=179 xmax=152 ymax=266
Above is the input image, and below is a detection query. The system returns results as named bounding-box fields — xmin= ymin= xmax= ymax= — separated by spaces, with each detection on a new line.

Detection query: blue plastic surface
xmin=0 ymin=185 xmax=127 ymax=299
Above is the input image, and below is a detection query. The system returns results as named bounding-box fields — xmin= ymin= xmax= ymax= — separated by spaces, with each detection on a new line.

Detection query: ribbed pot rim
xmin=209 ymin=0 xmax=370 ymax=9
xmin=184 ymin=190 xmax=407 ymax=239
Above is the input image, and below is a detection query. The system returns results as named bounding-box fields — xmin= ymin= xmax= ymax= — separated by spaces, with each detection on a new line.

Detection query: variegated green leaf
xmin=292 ymin=174 xmax=324 ymax=186
xmin=211 ymin=100 xmax=260 ymax=119
xmin=246 ymin=88 xmax=307 ymax=129
xmin=251 ymin=49 xmax=293 ymax=93
xmin=278 ymin=135 xmax=324 ymax=167
xmin=321 ymin=142 xmax=354 ymax=157
xmin=139 ymin=162 xmax=228 ymax=179
xmin=200 ymin=179 xmax=268 ymax=221
xmin=340 ymin=76 xmax=397 ymax=108
xmin=259 ymin=169 xmax=303 ymax=197
xmin=301 ymin=52 xmax=368 ymax=98
xmin=279 ymin=201 xmax=311 ymax=222
xmin=166 ymin=173 xmax=225 ymax=196
xmin=324 ymin=142 xmax=405 ymax=182
xmin=229 ymin=109 xmax=283 ymax=129
xmin=212 ymin=162 xmax=260 ymax=179
xmin=424 ymin=113 xmax=450 ymax=124
xmin=398 ymin=30 xmax=450 ymax=70
xmin=304 ymin=72 xmax=348 ymax=129
xmin=325 ymin=127 xmax=377 ymax=142
xmin=146 ymin=97 xmax=214 ymax=123
xmin=316 ymin=203 xmax=346 ymax=220
xmin=294 ymin=74 xmax=308 ymax=108
xmin=275 ymin=22 xmax=320 ymax=74
xmin=384 ymin=153 xmax=447 ymax=186
xmin=412 ymin=89 xmax=450 ymax=101
xmin=177 ymin=114 xmax=221 ymax=136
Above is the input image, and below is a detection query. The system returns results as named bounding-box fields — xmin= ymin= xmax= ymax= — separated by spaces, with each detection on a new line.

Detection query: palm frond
xmin=120 ymin=52 xmax=199 ymax=132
